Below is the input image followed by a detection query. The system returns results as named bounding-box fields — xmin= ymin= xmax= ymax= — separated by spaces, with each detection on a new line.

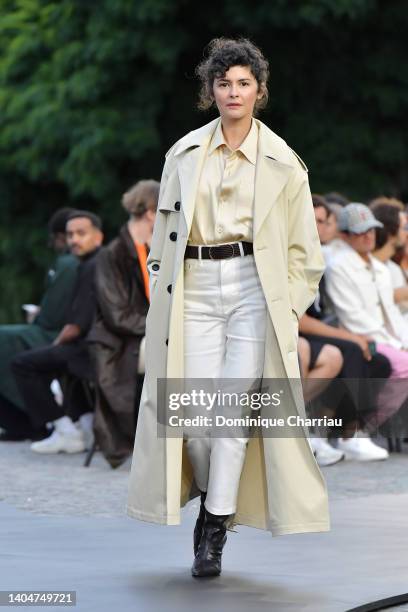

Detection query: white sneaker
xmin=310 ymin=437 xmax=345 ymax=467
xmin=76 ymin=413 xmax=94 ymax=450
xmin=30 ymin=428 xmax=86 ymax=454
xmin=337 ymin=431 xmax=389 ymax=461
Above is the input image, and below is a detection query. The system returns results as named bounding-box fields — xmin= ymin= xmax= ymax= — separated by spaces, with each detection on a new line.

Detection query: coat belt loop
xmin=199 ymin=245 xmax=204 ymax=266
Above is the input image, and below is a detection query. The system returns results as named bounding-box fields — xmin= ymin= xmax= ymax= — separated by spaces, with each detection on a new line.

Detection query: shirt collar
xmin=208 ymin=118 xmax=258 ymax=165
xmin=78 ymin=246 xmax=101 ymax=262
xmin=340 ymin=241 xmax=380 ymax=272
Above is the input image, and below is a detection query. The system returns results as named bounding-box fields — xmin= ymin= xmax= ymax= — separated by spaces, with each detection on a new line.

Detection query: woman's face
xmin=213 ymin=65 xmax=263 ymax=122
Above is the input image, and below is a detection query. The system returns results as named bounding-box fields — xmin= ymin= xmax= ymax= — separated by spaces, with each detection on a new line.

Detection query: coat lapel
xmin=174 ymin=118 xmax=218 ymax=236
xmin=174 ymin=117 xmax=295 ymax=241
xmin=253 ymin=122 xmax=294 ymax=239
xmin=253 ymin=155 xmax=293 ymax=239
xmin=177 ymin=145 xmax=208 ymax=236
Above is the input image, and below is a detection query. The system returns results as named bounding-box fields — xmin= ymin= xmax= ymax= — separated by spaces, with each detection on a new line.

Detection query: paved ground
xmin=2 ymin=437 xmax=406 ymax=517
xmin=1 ymin=438 xmax=408 ymax=611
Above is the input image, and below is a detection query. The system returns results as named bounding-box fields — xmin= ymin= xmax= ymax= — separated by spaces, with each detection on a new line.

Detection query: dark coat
xmin=0 ymin=253 xmax=79 ymax=410
xmin=87 ymin=225 xmax=149 ymax=468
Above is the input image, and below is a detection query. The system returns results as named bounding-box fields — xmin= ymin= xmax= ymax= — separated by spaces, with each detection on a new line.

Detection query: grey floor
xmin=1 ymin=440 xmax=408 ymax=612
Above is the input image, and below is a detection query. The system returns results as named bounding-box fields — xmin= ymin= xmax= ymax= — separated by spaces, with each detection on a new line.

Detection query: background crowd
xmin=301 ymin=194 xmax=408 ymax=466
xmin=1 ymin=183 xmax=408 ymax=472
xmin=0 ymin=181 xmax=158 ymax=468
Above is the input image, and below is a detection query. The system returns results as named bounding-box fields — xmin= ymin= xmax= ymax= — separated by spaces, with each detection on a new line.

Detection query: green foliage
xmin=0 ymin=0 xmax=407 ymax=321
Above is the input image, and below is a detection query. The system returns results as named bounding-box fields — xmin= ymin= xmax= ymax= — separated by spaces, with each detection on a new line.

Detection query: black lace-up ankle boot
xmin=191 ymin=508 xmax=230 ymax=577
xmin=193 ymin=490 xmax=207 ymax=556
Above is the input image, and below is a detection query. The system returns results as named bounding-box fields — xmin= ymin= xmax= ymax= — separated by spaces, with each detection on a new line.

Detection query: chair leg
xmin=83 ymin=440 xmax=97 ymax=467
xmin=396 ymin=438 xmax=402 ymax=453
xmin=79 ymin=378 xmax=96 ymax=467
xmin=81 ymin=379 xmax=95 ymax=410
xmin=387 ymin=437 xmax=394 ymax=453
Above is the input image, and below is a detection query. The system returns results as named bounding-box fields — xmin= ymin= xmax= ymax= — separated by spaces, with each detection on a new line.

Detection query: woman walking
xmin=127 ymin=37 xmax=330 ymax=577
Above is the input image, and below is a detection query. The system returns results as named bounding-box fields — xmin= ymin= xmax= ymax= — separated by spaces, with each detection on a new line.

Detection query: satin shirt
xmin=188 ymin=117 xmax=258 ymax=245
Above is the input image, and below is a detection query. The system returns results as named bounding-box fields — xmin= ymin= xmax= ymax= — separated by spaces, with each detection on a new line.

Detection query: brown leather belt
xmin=184 ymin=241 xmax=253 ymax=260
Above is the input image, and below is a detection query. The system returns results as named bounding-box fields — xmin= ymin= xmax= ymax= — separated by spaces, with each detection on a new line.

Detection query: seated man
xmin=10 ymin=211 xmax=103 ymax=453
xmin=325 ymin=202 xmax=408 ymax=436
xmin=300 ymin=197 xmax=391 ymax=461
xmin=87 ymin=179 xmax=159 ymax=468
xmin=0 ymin=208 xmax=78 ymax=441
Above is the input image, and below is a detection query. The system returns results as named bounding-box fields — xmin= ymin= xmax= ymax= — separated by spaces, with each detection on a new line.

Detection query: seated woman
xmin=87 ymin=180 xmax=159 ymax=468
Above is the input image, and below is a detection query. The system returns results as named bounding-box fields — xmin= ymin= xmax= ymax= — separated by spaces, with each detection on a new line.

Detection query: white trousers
xmin=183 ymin=253 xmax=267 ymax=514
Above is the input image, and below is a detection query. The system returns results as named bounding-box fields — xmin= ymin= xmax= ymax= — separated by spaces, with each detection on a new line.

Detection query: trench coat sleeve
xmin=95 ymin=248 xmax=146 ymax=336
xmin=287 ymin=161 xmax=325 ymax=320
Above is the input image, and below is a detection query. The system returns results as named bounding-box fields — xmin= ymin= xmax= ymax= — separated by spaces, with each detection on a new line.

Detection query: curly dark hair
xmin=195 ymin=37 xmax=269 ymax=114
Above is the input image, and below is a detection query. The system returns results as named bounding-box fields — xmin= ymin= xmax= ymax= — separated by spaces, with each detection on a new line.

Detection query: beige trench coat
xmin=126 ymin=117 xmax=330 ymax=537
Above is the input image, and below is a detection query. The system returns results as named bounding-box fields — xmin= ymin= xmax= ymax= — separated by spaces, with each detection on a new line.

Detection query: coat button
xmin=174 ymin=201 xmax=181 ymax=211
xmin=167 ymin=284 xmax=172 ymax=294
xmin=165 ymin=338 xmax=168 ymax=346
xmin=152 ymin=263 xmax=160 ymax=271
xmin=169 ymin=232 xmax=177 ymax=241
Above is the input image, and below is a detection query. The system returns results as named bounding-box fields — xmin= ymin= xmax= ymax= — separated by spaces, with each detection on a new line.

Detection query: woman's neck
xmin=220 ymin=115 xmax=253 ymax=150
